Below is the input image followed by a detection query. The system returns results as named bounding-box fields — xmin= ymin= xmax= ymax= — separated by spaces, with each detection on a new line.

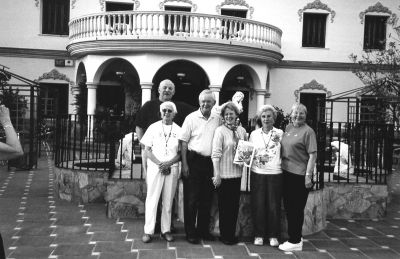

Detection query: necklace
xmin=162 ymin=123 xmax=173 ymax=156
xmin=261 ymin=129 xmax=273 ymax=149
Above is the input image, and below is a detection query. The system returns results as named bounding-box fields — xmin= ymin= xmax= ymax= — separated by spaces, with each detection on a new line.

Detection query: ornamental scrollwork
xmin=298 ymin=0 xmax=336 ymax=23
xmin=294 ymin=79 xmax=332 ymax=101
xmin=100 ymin=0 xmax=140 ymax=11
xmin=159 ymin=0 xmax=197 ymax=12
xmin=216 ymin=0 xmax=254 ymax=19
xmin=37 ymin=69 xmax=71 ymax=82
xmin=359 ymin=2 xmax=397 ymax=25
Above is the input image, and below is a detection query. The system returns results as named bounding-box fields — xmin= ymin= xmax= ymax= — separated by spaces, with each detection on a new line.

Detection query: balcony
xmin=67 ymin=11 xmax=283 ymax=62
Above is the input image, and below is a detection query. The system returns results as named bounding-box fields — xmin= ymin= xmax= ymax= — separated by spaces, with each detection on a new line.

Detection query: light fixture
xmin=177 ymin=73 xmax=186 ymax=78
xmin=115 ymin=71 xmax=125 ymax=78
xmin=236 ymin=76 xmax=244 ymax=80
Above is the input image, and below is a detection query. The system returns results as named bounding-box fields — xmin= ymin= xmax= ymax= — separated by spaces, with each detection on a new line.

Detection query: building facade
xmin=0 ymin=0 xmax=399 ymax=124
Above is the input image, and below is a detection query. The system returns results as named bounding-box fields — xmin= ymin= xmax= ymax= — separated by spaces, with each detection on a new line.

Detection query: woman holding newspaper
xmin=249 ymin=104 xmax=283 ymax=247
xmin=211 ymin=102 xmax=247 ymax=245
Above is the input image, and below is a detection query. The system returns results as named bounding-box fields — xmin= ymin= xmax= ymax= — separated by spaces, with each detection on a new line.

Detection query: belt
xmin=189 ymin=150 xmax=210 ymax=159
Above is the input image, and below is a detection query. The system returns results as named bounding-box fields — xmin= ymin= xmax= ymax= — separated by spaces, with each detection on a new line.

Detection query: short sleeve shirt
xmin=281 ymin=124 xmax=317 ymax=175
xmin=179 ymin=109 xmax=222 ymax=156
xmin=140 ymin=121 xmax=182 ymax=168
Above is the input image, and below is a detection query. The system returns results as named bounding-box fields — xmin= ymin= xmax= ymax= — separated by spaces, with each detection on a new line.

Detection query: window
xmin=164 ymin=5 xmax=191 ymax=35
xmin=105 ymin=2 xmax=134 ymax=11
xmin=363 ymin=15 xmax=387 ymax=50
xmin=42 ymin=0 xmax=70 ymax=35
xmin=302 ymin=13 xmax=327 ymax=48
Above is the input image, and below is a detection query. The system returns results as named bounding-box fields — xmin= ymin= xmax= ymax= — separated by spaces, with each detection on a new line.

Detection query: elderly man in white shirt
xmin=179 ymin=89 xmax=221 ymax=244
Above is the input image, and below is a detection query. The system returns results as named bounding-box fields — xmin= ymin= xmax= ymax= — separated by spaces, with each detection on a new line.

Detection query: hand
xmin=181 ymin=162 xmax=189 ymax=178
xmin=0 ymin=105 xmax=11 ymax=124
xmin=212 ymin=175 xmax=221 ymax=188
xmin=305 ymin=174 xmax=313 ymax=189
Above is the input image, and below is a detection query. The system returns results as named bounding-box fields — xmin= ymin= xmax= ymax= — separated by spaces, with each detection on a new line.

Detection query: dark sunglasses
xmin=162 ymin=109 xmax=173 ymax=113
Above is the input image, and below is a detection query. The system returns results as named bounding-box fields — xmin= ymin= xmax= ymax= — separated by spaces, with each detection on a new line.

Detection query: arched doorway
xmin=98 ymin=59 xmax=141 ymax=117
xmin=152 ymin=60 xmax=209 ymax=107
xmin=220 ymin=65 xmax=253 ymax=130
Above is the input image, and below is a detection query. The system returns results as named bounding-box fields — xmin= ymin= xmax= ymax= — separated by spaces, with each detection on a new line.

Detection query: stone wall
xmin=325 ymin=183 xmax=388 ymax=219
xmin=105 ymin=179 xmax=147 ymax=219
xmin=54 ymin=168 xmax=108 ymax=203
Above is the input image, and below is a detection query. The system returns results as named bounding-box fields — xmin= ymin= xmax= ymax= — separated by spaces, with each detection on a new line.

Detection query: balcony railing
xmin=69 ymin=11 xmax=282 ymax=50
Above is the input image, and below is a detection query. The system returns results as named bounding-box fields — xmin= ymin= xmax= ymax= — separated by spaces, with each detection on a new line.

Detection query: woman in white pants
xmin=140 ymin=101 xmax=181 ymax=243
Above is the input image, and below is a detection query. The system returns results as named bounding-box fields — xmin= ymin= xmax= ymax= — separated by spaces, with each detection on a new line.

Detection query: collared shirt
xmin=179 ymin=109 xmax=222 ymax=156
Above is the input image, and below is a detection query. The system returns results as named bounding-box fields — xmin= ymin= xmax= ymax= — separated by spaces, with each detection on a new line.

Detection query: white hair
xmin=160 ymin=101 xmax=177 ymax=114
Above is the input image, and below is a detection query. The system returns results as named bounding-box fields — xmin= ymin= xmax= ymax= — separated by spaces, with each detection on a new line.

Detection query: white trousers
xmin=144 ymin=164 xmax=179 ymax=234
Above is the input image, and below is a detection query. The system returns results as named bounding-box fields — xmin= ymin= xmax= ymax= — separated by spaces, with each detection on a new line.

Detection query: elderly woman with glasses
xmin=249 ymin=104 xmax=283 ymax=247
xmin=140 ymin=101 xmax=182 ymax=243
xmin=211 ymin=102 xmax=247 ymax=245
xmin=278 ymin=103 xmax=317 ymax=252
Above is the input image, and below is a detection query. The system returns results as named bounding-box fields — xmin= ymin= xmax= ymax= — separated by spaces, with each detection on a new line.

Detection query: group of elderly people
xmin=136 ymin=79 xmax=317 ymax=251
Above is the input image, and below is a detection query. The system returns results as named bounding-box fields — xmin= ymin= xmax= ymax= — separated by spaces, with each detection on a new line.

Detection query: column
xmin=86 ymin=82 xmax=97 ymax=142
xmin=255 ymin=89 xmax=267 ymax=112
xmin=141 ymin=82 xmax=153 ymax=105
xmin=209 ymin=85 xmax=222 ymax=105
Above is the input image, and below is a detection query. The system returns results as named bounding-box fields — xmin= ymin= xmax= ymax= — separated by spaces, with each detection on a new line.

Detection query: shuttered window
xmin=363 ymin=15 xmax=387 ymax=50
xmin=42 ymin=0 xmax=70 ymax=35
xmin=302 ymin=13 xmax=327 ymax=48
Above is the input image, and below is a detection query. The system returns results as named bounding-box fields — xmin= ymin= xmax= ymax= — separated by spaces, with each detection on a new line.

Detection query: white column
xmin=209 ymin=85 xmax=222 ymax=105
xmin=86 ymin=82 xmax=97 ymax=142
xmin=255 ymin=89 xmax=267 ymax=112
xmin=141 ymin=82 xmax=153 ymax=105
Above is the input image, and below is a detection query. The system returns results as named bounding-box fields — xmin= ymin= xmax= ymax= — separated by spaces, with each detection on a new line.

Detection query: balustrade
xmin=69 ymin=11 xmax=282 ymax=49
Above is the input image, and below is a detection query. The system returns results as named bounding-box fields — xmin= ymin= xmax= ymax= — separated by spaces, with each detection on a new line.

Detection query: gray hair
xmin=220 ymin=102 xmax=240 ymax=117
xmin=160 ymin=101 xmax=177 ymax=114
xmin=158 ymin=79 xmax=175 ymax=90
xmin=257 ymin=104 xmax=277 ymax=120
xmin=198 ymin=89 xmax=216 ymax=103
xmin=291 ymin=103 xmax=307 ymax=115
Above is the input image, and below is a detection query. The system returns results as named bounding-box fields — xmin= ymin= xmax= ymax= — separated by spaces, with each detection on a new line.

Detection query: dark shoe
xmin=201 ymin=233 xmax=216 ymax=241
xmin=186 ymin=236 xmax=200 ymax=244
xmin=161 ymin=232 xmax=174 ymax=242
xmin=142 ymin=234 xmax=152 ymax=243
xmin=219 ymin=236 xmax=238 ymax=245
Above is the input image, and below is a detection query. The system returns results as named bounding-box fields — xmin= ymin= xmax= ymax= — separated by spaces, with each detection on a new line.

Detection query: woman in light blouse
xmin=249 ymin=105 xmax=283 ymax=247
xmin=211 ymin=102 xmax=247 ymax=245
xmin=140 ymin=101 xmax=181 ymax=243
xmin=278 ymin=103 xmax=317 ymax=252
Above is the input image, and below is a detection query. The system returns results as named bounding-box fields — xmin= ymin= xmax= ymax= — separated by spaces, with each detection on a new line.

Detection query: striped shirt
xmin=212 ymin=125 xmax=247 ymax=179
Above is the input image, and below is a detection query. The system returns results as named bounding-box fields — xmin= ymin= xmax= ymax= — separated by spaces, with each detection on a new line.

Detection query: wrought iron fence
xmin=316 ymin=121 xmax=394 ymax=187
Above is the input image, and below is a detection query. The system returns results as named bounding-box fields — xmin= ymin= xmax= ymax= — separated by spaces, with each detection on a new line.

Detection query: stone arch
xmin=294 ymin=79 xmax=331 ymax=102
xmin=359 ymin=2 xmax=397 ymax=25
xmin=298 ymin=0 xmax=336 ymax=23
xmin=152 ymin=59 xmax=209 ymax=106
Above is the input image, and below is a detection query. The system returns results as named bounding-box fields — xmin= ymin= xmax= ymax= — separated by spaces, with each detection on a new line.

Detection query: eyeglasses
xmin=162 ymin=109 xmax=173 ymax=113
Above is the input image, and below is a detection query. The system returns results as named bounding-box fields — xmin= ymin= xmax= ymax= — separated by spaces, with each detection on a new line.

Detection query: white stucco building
xmin=0 ymin=0 xmax=399 ymax=125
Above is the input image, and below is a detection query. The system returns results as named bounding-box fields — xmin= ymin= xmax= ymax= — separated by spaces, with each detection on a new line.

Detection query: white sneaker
xmin=278 ymin=241 xmax=303 ymax=251
xmin=269 ymin=238 xmax=279 ymax=247
xmin=254 ymin=237 xmax=263 ymax=246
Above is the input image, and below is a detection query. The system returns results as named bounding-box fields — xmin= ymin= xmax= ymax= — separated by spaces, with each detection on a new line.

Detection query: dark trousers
xmin=183 ymin=151 xmax=214 ymax=238
xmin=0 ymin=232 xmax=5 ymax=259
xmin=282 ymin=170 xmax=310 ymax=243
xmin=250 ymin=172 xmax=282 ymax=238
xmin=218 ymin=177 xmax=241 ymax=241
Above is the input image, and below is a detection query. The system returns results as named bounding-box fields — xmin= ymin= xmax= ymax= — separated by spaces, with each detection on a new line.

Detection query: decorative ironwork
xmin=100 ymin=0 xmax=140 ymax=11
xmin=359 ymin=2 xmax=397 ymax=25
xmin=159 ymin=0 xmax=197 ymax=11
xmin=37 ymin=69 xmax=71 ymax=82
xmin=294 ymin=79 xmax=332 ymax=101
xmin=216 ymin=0 xmax=254 ymax=19
xmin=298 ymin=0 xmax=336 ymax=23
